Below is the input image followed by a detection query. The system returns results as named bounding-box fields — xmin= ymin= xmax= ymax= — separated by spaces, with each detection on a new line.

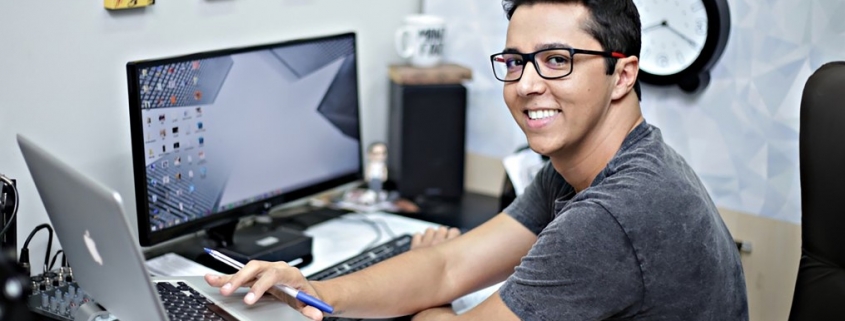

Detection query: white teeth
xmin=527 ymin=109 xmax=559 ymax=120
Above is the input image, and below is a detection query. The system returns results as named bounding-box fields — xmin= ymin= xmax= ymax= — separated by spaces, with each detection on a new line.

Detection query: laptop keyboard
xmin=155 ymin=281 xmax=236 ymax=321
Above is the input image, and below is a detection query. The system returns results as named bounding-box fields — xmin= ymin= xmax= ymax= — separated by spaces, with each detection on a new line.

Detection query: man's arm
xmin=412 ymin=290 xmax=519 ymax=321
xmin=206 ymin=213 xmax=535 ymax=319
xmin=312 ymin=213 xmax=535 ymax=318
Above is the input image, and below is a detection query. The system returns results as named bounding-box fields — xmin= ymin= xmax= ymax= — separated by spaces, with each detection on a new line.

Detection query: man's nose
xmin=516 ymin=62 xmax=546 ymax=96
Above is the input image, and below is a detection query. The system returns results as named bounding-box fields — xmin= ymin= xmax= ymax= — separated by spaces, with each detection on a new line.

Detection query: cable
xmin=0 ymin=174 xmax=19 ymax=238
xmin=20 ymin=223 xmax=53 ymax=276
xmin=340 ymin=213 xmax=384 ymax=251
xmin=49 ymin=249 xmax=64 ymax=271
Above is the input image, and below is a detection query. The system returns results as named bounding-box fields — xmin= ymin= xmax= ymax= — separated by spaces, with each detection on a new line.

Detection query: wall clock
xmin=634 ymin=0 xmax=731 ymax=93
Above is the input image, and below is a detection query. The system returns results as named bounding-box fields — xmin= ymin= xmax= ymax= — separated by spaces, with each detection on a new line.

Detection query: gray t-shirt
xmin=500 ymin=121 xmax=748 ymax=320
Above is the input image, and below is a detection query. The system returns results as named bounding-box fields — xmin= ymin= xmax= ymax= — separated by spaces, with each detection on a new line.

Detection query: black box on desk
xmin=218 ymin=226 xmax=313 ymax=265
xmin=387 ymin=76 xmax=467 ymax=201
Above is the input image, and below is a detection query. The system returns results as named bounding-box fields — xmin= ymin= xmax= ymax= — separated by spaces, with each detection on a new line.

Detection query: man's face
xmin=504 ymin=3 xmax=616 ymax=157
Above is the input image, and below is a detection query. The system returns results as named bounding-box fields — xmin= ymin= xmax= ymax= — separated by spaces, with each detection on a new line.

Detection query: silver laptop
xmin=18 ymin=134 xmax=310 ymax=321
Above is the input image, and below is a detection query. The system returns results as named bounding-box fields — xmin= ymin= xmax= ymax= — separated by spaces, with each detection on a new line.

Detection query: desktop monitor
xmin=126 ymin=32 xmax=362 ymax=247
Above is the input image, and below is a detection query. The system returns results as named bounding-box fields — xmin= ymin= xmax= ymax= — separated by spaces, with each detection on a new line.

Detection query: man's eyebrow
xmin=501 ymin=42 xmax=573 ymax=53
xmin=536 ymin=42 xmax=572 ymax=50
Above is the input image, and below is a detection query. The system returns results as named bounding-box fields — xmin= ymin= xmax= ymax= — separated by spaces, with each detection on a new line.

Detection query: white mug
xmin=394 ymin=15 xmax=446 ymax=67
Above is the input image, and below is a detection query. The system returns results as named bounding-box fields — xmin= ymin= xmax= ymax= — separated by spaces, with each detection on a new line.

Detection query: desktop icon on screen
xmin=172 ymin=127 xmax=179 ymax=134
xmin=173 ymin=142 xmax=180 ymax=149
xmin=198 ymin=137 xmax=205 ymax=146
xmin=197 ymin=122 xmax=203 ymax=130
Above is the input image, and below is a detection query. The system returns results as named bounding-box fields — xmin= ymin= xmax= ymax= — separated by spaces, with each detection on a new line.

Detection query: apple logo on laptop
xmin=83 ymin=230 xmax=104 ymax=266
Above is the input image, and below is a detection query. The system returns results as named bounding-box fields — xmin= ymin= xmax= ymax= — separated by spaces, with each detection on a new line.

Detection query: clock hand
xmin=642 ymin=20 xmax=665 ymax=32
xmin=662 ymin=22 xmax=698 ymax=47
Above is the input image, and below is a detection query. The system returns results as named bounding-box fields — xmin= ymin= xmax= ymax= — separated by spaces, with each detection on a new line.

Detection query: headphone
xmin=0 ymin=174 xmax=18 ymax=238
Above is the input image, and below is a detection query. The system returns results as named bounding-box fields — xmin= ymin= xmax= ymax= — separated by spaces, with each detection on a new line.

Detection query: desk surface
xmin=140 ymin=206 xmax=499 ymax=318
xmin=299 ymin=212 xmax=441 ymax=276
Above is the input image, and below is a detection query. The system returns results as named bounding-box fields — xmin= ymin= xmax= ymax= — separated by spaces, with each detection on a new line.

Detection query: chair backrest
xmin=789 ymin=61 xmax=845 ymax=320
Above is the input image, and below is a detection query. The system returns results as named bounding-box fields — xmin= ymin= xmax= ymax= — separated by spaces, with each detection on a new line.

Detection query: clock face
xmin=635 ymin=0 xmax=709 ymax=76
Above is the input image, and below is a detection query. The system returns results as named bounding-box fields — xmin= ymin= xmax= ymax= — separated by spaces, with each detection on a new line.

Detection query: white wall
xmin=0 ymin=0 xmax=420 ymax=273
xmin=425 ymin=0 xmax=845 ymax=224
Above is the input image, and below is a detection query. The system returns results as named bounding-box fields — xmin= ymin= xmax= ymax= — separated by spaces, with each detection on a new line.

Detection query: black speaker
xmin=388 ymin=81 xmax=466 ymax=201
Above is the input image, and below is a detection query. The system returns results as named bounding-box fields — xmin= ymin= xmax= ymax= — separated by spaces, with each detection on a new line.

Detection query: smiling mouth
xmin=525 ymin=109 xmax=561 ymax=120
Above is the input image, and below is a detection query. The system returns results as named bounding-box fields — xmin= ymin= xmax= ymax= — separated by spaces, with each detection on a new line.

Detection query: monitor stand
xmin=204 ymin=219 xmax=313 ymax=269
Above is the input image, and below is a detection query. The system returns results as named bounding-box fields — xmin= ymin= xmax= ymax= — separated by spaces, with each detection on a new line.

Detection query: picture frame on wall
xmin=104 ymin=0 xmax=155 ymax=10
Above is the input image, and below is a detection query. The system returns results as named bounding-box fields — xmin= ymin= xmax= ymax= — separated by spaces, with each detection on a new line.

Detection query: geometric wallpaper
xmin=424 ymin=0 xmax=845 ymax=224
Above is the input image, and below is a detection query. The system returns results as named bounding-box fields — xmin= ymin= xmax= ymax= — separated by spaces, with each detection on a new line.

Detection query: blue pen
xmin=203 ymin=248 xmax=334 ymax=314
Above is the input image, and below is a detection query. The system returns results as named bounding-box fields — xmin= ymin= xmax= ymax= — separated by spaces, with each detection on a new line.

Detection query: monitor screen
xmin=126 ymin=32 xmax=362 ymax=246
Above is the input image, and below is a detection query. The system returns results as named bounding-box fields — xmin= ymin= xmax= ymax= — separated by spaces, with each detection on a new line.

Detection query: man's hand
xmin=411 ymin=226 xmax=461 ymax=249
xmin=204 ymin=261 xmax=325 ymax=321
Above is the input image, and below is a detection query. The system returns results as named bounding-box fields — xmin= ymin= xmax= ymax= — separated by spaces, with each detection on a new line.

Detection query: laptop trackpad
xmin=159 ymin=276 xmax=311 ymax=321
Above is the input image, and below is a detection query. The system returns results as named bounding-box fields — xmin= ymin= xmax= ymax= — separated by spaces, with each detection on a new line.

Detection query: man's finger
xmin=205 ymin=274 xmax=232 ymax=287
xmin=421 ymin=227 xmax=436 ymax=245
xmin=433 ymin=226 xmax=449 ymax=244
xmin=301 ymin=305 xmax=324 ymax=321
xmin=447 ymin=227 xmax=461 ymax=239
xmin=411 ymin=232 xmax=423 ymax=248
xmin=243 ymin=268 xmax=281 ymax=305
xmin=223 ymin=260 xmax=266 ymax=295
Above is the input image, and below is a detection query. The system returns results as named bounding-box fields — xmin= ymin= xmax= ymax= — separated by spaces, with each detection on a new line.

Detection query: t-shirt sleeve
xmin=499 ymin=203 xmax=643 ymax=321
xmin=504 ymin=162 xmax=557 ymax=234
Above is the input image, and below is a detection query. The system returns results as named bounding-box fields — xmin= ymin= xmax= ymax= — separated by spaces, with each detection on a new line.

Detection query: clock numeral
xmin=691 ymin=2 xmax=704 ymax=11
xmin=696 ymin=19 xmax=707 ymax=35
xmin=658 ymin=55 xmax=669 ymax=67
xmin=676 ymin=52 xmax=685 ymax=63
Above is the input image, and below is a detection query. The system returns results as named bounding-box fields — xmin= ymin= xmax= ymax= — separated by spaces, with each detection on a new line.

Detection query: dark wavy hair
xmin=503 ymin=0 xmax=642 ymax=99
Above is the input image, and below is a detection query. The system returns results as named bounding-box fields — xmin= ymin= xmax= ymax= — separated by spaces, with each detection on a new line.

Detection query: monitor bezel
xmin=126 ymin=32 xmax=363 ymax=247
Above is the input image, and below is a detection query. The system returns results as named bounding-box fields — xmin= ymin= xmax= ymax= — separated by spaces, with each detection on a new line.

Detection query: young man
xmin=205 ymin=0 xmax=749 ymax=320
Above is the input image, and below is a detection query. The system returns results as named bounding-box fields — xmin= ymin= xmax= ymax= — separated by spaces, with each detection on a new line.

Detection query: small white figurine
xmin=362 ymin=142 xmax=388 ymax=204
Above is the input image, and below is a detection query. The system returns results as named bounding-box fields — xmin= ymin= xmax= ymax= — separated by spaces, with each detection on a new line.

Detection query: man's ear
xmin=610 ymin=56 xmax=639 ymax=100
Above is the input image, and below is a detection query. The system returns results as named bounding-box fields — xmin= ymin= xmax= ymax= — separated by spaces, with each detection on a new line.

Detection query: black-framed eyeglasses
xmin=490 ymin=48 xmax=627 ymax=82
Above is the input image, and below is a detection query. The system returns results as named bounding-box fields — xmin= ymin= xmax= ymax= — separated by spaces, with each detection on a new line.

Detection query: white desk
xmin=147 ymin=211 xmax=494 ymax=315
xmin=300 ymin=212 xmax=498 ymax=315
xmin=299 ymin=212 xmax=441 ymax=276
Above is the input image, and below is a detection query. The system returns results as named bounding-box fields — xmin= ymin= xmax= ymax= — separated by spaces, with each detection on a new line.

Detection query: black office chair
xmin=788 ymin=61 xmax=845 ymax=321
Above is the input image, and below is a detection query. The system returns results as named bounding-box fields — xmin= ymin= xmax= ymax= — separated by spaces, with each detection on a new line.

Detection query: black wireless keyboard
xmin=307 ymin=234 xmax=412 ymax=281
xmin=307 ymin=234 xmax=413 ymax=321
